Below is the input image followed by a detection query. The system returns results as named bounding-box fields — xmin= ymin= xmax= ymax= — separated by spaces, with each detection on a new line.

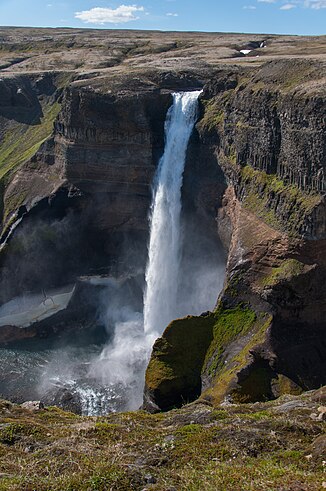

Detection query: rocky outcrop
xmin=143 ymin=313 xmax=215 ymax=412
xmin=0 ymin=280 xmax=102 ymax=345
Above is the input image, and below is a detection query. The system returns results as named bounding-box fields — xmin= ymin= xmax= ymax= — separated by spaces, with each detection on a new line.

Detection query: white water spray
xmin=144 ymin=90 xmax=202 ymax=336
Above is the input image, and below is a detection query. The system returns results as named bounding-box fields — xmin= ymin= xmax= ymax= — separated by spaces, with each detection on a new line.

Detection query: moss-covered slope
xmin=144 ymin=313 xmax=215 ymax=411
xmin=145 ymin=304 xmax=276 ymax=411
xmin=0 ymin=73 xmax=70 ymax=232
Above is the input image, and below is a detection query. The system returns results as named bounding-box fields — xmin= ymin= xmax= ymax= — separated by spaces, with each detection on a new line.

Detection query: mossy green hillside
xmin=145 ymin=304 xmax=262 ymax=409
xmin=203 ymin=304 xmax=257 ymax=377
xmin=0 ymin=100 xmax=62 ymax=226
xmin=202 ymin=313 xmax=273 ymax=405
xmin=240 ymin=166 xmax=321 ymax=236
xmin=0 ymin=101 xmax=61 ymax=182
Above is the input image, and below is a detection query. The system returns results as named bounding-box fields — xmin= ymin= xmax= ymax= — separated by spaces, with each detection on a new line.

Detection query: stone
xmin=311 ymin=387 xmax=326 ymax=404
xmin=317 ymin=406 xmax=326 ymax=421
xmin=21 ymin=401 xmax=44 ymax=411
xmin=311 ymin=435 xmax=326 ymax=459
xmin=144 ymin=474 xmax=157 ymax=484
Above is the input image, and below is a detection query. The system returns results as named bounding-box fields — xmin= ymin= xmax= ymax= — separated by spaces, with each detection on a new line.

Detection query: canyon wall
xmin=0 ymin=33 xmax=325 ymax=408
xmin=0 ymin=74 xmax=173 ymax=304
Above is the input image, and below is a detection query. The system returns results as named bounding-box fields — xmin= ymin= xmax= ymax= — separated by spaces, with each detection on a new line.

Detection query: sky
xmin=0 ymin=0 xmax=325 ymax=35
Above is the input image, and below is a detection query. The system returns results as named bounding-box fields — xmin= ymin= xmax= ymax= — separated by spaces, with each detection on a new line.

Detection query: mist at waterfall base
xmin=76 ymin=90 xmax=225 ymax=414
xmin=0 ymin=91 xmax=224 ymax=416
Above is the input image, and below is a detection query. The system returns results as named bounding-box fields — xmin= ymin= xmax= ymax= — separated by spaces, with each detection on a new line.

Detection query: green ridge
xmin=0 ymin=101 xmax=61 ymax=182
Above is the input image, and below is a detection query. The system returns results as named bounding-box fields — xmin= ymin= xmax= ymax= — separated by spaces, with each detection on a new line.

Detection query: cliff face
xmin=0 ymin=75 xmax=173 ymax=303
xmin=54 ymin=83 xmax=171 ymax=233
xmin=0 ymin=66 xmax=221 ymax=306
xmin=144 ymin=60 xmax=326 ymax=411
xmin=0 ymin=29 xmax=325 ymax=408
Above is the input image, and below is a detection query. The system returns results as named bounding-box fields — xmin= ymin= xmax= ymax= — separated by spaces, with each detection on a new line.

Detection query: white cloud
xmin=243 ymin=5 xmax=257 ymax=8
xmin=75 ymin=5 xmax=145 ymax=25
xmin=304 ymin=0 xmax=326 ymax=7
xmin=166 ymin=12 xmax=178 ymax=16
xmin=258 ymin=0 xmax=326 ymax=8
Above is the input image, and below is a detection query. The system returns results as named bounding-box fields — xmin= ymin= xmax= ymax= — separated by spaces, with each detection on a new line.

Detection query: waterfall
xmin=40 ymin=90 xmax=212 ymax=415
xmin=144 ymin=90 xmax=202 ymax=335
xmin=87 ymin=91 xmax=202 ymax=411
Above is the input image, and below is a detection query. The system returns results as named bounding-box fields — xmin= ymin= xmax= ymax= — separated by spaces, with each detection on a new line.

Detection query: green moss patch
xmin=258 ymin=258 xmax=305 ymax=288
xmin=0 ymin=101 xmax=61 ymax=182
xmin=202 ymin=313 xmax=273 ymax=405
xmin=198 ymin=99 xmax=225 ymax=132
xmin=145 ymin=304 xmax=263 ymax=410
xmin=240 ymin=166 xmax=321 ymax=236
xmin=203 ymin=304 xmax=257 ymax=377
xmin=145 ymin=313 xmax=215 ymax=409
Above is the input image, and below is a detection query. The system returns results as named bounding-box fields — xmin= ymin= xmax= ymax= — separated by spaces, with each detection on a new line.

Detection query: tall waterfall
xmin=37 ymin=89 xmax=219 ymax=415
xmin=143 ymin=91 xmax=202 ymax=335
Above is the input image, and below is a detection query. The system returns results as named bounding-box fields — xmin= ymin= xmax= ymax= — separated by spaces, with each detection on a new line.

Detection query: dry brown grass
xmin=0 ymin=389 xmax=324 ymax=490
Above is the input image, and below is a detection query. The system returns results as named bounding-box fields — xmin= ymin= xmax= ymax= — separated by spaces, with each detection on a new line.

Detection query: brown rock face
xmin=0 ymin=67 xmax=221 ymax=304
xmin=0 ymin=78 xmax=173 ymax=302
xmin=54 ymin=85 xmax=172 ymax=233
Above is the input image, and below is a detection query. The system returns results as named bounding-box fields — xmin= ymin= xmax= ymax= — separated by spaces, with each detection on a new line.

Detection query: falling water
xmin=144 ymin=90 xmax=202 ymax=336
xmin=33 ymin=90 xmax=207 ymax=414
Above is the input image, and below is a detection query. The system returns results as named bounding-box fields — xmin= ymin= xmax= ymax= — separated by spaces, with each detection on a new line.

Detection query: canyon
xmin=0 ymin=28 xmax=325 ymax=415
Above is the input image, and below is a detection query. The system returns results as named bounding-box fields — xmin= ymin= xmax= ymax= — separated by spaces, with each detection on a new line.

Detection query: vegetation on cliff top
xmin=0 ymin=388 xmax=324 ymax=491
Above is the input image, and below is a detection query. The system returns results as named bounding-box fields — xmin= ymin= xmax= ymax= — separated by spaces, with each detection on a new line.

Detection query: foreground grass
xmin=0 ymin=389 xmax=324 ymax=490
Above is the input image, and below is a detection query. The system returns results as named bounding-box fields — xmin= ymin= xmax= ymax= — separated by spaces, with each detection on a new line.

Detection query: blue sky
xmin=0 ymin=0 xmax=325 ymax=35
